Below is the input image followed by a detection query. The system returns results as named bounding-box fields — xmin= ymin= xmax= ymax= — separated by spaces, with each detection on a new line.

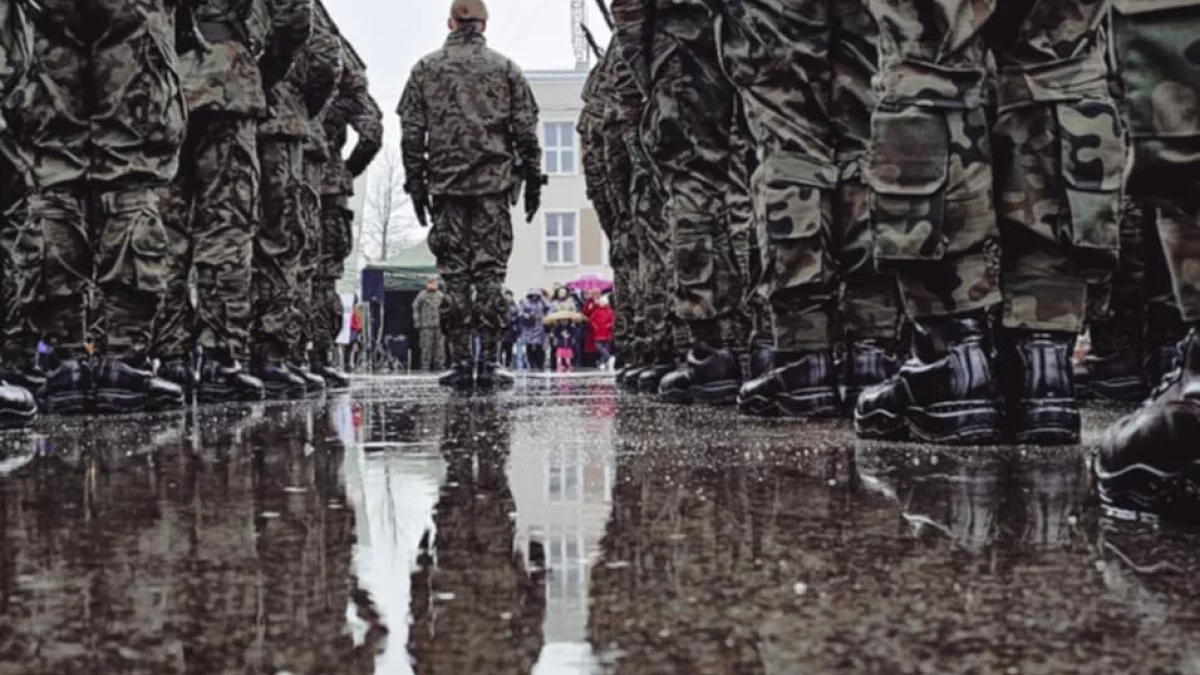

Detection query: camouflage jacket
xmin=578 ymin=55 xmax=613 ymax=232
xmin=321 ymin=56 xmax=383 ymax=196
xmin=398 ymin=27 xmax=541 ymax=196
xmin=182 ymin=0 xmax=311 ymax=117
xmin=0 ymin=0 xmax=28 ymax=98
xmin=610 ymin=0 xmax=716 ymax=96
xmin=412 ymin=290 xmax=444 ymax=329
xmin=261 ymin=3 xmax=341 ymax=138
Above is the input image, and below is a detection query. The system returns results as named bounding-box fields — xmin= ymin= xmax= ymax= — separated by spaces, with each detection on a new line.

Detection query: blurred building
xmin=506 ymin=69 xmax=612 ymax=295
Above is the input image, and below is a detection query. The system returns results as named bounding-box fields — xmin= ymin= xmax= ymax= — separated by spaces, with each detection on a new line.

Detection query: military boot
xmin=1144 ymin=304 xmax=1187 ymax=387
xmin=157 ymin=358 xmax=196 ymax=399
xmin=0 ymin=379 xmax=37 ymax=429
xmin=311 ymin=352 xmax=351 ymax=389
xmin=738 ymin=350 xmax=839 ymax=418
xmin=43 ymin=354 xmax=93 ymax=416
xmin=748 ymin=333 xmax=775 ymax=380
xmin=1078 ymin=317 xmax=1148 ymax=403
xmin=637 ymin=351 xmax=677 ymax=394
xmin=854 ymin=313 xmax=1004 ymax=445
xmin=253 ymin=357 xmax=307 ymax=399
xmin=1001 ymin=331 xmax=1081 ymax=445
xmin=1096 ymin=328 xmax=1200 ymax=523
xmin=197 ymin=350 xmax=265 ymax=403
xmin=658 ymin=342 xmax=742 ymax=405
xmin=289 ymin=361 xmax=326 ymax=394
xmin=438 ymin=360 xmax=474 ymax=389
xmin=476 ymin=361 xmax=515 ymax=389
xmin=842 ymin=339 xmax=899 ymax=413
xmin=94 ymin=352 xmax=185 ymax=414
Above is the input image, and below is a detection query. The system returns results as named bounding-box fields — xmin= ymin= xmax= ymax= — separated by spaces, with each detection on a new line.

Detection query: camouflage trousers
xmin=0 ymin=155 xmax=32 ymax=363
xmin=642 ymin=14 xmax=746 ymax=347
xmin=156 ymin=114 xmax=258 ymax=361
xmin=864 ymin=0 xmax=1123 ymax=334
xmin=601 ymin=116 xmax=639 ymax=357
xmin=253 ymin=136 xmax=305 ymax=360
xmin=626 ymin=126 xmax=674 ymax=358
xmin=419 ymin=327 xmax=445 ymax=371
xmin=295 ymin=150 xmax=324 ymax=363
xmin=5 ymin=0 xmax=185 ymax=352
xmin=426 ymin=194 xmax=513 ymax=361
xmin=1115 ymin=3 xmax=1200 ymax=322
xmin=719 ymin=0 xmax=897 ymax=351
xmin=314 ymin=196 xmax=353 ymax=364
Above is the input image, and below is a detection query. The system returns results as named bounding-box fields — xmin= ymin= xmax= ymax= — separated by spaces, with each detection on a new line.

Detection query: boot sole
xmin=94 ymin=389 xmax=183 ymax=415
xmin=1095 ymin=457 xmax=1200 ymax=524
xmin=1013 ymin=399 xmax=1081 ymax=445
xmin=688 ymin=380 xmax=741 ymax=406
xmin=854 ymin=408 xmax=909 ymax=441
xmin=739 ymin=388 xmax=841 ymax=419
xmin=0 ymin=407 xmax=36 ymax=430
xmin=45 ymin=392 xmax=91 ymax=416
xmin=906 ymin=400 xmax=1004 ymax=446
xmin=197 ymin=384 xmax=266 ymax=404
xmin=264 ymin=384 xmax=306 ymax=400
xmin=1089 ymin=377 xmax=1149 ymax=404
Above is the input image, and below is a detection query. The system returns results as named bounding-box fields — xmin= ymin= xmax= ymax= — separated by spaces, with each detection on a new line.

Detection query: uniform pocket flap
xmin=757 ymin=153 xmax=835 ymax=241
xmin=866 ymin=108 xmax=950 ymax=197
xmin=1057 ymin=99 xmax=1125 ymax=193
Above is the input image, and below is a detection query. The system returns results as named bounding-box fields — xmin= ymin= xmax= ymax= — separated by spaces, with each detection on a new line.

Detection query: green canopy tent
xmin=359 ymin=240 xmax=440 ymax=370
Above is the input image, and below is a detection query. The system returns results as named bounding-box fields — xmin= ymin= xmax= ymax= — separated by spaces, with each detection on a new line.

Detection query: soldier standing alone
xmin=413 ymin=276 xmax=445 ymax=372
xmin=398 ymin=0 xmax=543 ymax=389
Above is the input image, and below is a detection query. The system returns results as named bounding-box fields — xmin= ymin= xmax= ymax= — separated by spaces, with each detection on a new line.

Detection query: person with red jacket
xmin=586 ymin=295 xmax=615 ymax=370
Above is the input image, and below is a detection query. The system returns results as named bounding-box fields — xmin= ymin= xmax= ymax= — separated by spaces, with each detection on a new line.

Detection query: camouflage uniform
xmin=4 ymin=0 xmax=187 ymax=354
xmin=611 ymin=0 xmax=747 ymax=348
xmin=863 ymin=0 xmax=1124 ymax=334
xmin=318 ymin=49 xmax=382 ymax=366
xmin=1113 ymin=1 xmax=1200 ymax=323
xmin=156 ymin=0 xmax=311 ymax=366
xmin=397 ymin=27 xmax=541 ymax=364
xmin=413 ymin=287 xmax=445 ymax=370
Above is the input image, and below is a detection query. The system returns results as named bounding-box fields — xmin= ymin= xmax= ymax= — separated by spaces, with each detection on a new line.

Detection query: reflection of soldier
xmin=7 ymin=0 xmax=189 ymax=415
xmin=408 ymin=399 xmax=545 ymax=673
xmin=412 ymin=277 xmax=446 ymax=371
xmin=398 ymin=0 xmax=543 ymax=389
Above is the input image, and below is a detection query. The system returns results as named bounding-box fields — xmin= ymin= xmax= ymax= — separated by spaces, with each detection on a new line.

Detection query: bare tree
xmin=359 ymin=148 xmax=417 ymax=263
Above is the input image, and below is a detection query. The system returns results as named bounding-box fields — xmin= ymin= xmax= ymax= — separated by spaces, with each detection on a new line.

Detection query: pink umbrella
xmin=565 ymin=274 xmax=613 ymax=293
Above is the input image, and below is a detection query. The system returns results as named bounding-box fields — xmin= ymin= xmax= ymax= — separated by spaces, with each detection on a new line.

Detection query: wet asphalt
xmin=0 ymin=374 xmax=1198 ymax=674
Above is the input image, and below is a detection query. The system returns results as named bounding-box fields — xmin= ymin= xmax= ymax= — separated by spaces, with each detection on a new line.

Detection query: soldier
xmin=0 ymin=1 xmax=37 ymax=427
xmin=155 ymin=0 xmax=312 ymax=404
xmin=1097 ymin=2 xmax=1200 ymax=521
xmin=853 ymin=0 xmax=1125 ymax=445
xmin=718 ymin=0 xmax=901 ymax=419
xmin=610 ymin=0 xmax=750 ymax=405
xmin=398 ymin=0 xmax=543 ymax=389
xmin=5 ymin=0 xmax=197 ymax=415
xmin=316 ymin=37 xmax=382 ymax=388
xmin=413 ymin=276 xmax=445 ymax=372
xmin=254 ymin=0 xmax=333 ymax=398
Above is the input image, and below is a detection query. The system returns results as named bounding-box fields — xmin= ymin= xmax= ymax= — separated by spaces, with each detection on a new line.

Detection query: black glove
xmin=406 ymin=180 xmax=430 ymax=228
xmin=524 ymin=172 xmax=547 ymax=224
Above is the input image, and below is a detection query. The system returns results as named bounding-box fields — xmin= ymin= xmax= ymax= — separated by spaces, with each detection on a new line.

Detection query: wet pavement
xmin=1 ymin=375 xmax=1199 ymax=674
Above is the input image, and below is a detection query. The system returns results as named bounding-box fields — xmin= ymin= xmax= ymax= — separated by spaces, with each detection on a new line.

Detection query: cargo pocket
xmin=1057 ymin=99 xmax=1124 ymax=268
xmin=757 ymin=153 xmax=835 ymax=295
xmin=127 ymin=206 xmax=169 ymax=294
xmin=865 ymin=108 xmax=951 ymax=262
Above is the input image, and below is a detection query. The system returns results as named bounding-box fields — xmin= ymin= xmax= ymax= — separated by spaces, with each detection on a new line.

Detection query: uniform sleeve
xmin=0 ymin=0 xmax=27 ymax=95
xmin=264 ymin=0 xmax=313 ymax=91
xmin=343 ymin=67 xmax=384 ymax=177
xmin=610 ymin=0 xmax=650 ymax=96
xmin=508 ymin=63 xmax=542 ymax=177
xmin=298 ymin=9 xmax=342 ymax=118
xmin=397 ymin=63 xmax=428 ymax=188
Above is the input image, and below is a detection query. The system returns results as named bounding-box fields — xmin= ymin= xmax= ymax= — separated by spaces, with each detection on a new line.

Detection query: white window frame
xmin=543 ymin=210 xmax=581 ymax=268
xmin=542 ymin=120 xmax=578 ymax=176
xmin=546 ymin=446 xmax=584 ymax=502
xmin=545 ymin=528 xmax=586 ymax=601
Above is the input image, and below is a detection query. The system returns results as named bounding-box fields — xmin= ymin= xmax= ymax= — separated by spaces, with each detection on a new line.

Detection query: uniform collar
xmin=445 ymin=28 xmax=486 ymax=47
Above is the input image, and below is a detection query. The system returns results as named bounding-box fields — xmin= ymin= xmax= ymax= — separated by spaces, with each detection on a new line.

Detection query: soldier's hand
xmin=524 ymin=173 xmax=546 ymax=224
xmin=406 ymin=180 xmax=431 ymax=227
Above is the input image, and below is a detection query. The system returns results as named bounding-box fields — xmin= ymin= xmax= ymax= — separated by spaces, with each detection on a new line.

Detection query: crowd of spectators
xmin=504 ymin=284 xmax=615 ymax=372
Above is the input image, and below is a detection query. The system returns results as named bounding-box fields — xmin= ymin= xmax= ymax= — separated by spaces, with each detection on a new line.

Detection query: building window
xmin=544 ymin=212 xmax=578 ymax=267
xmin=546 ymin=529 xmax=585 ymax=601
xmin=547 ymin=447 xmax=582 ymax=501
xmin=543 ymin=121 xmax=576 ymax=176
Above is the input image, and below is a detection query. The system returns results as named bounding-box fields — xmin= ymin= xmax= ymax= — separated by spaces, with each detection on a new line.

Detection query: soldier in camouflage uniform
xmin=0 ymin=2 xmax=37 ymax=426
xmin=717 ymin=0 xmax=901 ymax=419
xmin=610 ymin=0 xmax=750 ymax=405
xmin=5 ymin=0 xmax=195 ymax=415
xmin=853 ymin=0 xmax=1125 ymax=445
xmin=316 ymin=38 xmax=381 ymax=387
xmin=254 ymin=0 xmax=334 ymax=399
xmin=1098 ymin=1 xmax=1200 ymax=520
xmin=413 ymin=276 xmax=445 ymax=371
xmin=398 ymin=0 xmax=543 ymax=389
xmin=155 ymin=0 xmax=312 ymax=404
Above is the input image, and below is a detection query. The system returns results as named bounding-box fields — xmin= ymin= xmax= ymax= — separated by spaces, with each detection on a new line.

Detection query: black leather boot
xmin=738 ymin=350 xmax=839 ymax=418
xmin=854 ymin=313 xmax=1004 ymax=445
xmin=1144 ymin=305 xmax=1187 ymax=387
xmin=314 ymin=363 xmax=351 ymax=389
xmin=0 ymin=379 xmax=37 ymax=429
xmin=43 ymin=356 xmax=93 ymax=415
xmin=290 ymin=361 xmax=326 ymax=394
xmin=748 ymin=334 xmax=775 ymax=380
xmin=253 ymin=359 xmax=307 ymax=399
xmin=658 ymin=342 xmax=742 ymax=405
xmin=842 ymin=339 xmax=898 ymax=413
xmin=476 ymin=361 xmax=514 ymax=389
xmin=637 ymin=352 xmax=676 ymax=394
xmin=1096 ymin=328 xmax=1200 ymax=523
xmin=94 ymin=353 xmax=185 ymax=414
xmin=1076 ymin=349 xmax=1147 ymax=403
xmin=1001 ymin=332 xmax=1081 ymax=445
xmin=0 ymin=355 xmax=46 ymax=404
xmin=197 ymin=352 xmax=265 ymax=404
xmin=438 ymin=360 xmax=474 ymax=389
xmin=158 ymin=358 xmax=196 ymax=399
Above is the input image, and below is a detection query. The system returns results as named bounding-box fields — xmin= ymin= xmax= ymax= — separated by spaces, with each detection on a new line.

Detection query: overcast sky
xmin=323 ymin=0 xmax=613 ymax=150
